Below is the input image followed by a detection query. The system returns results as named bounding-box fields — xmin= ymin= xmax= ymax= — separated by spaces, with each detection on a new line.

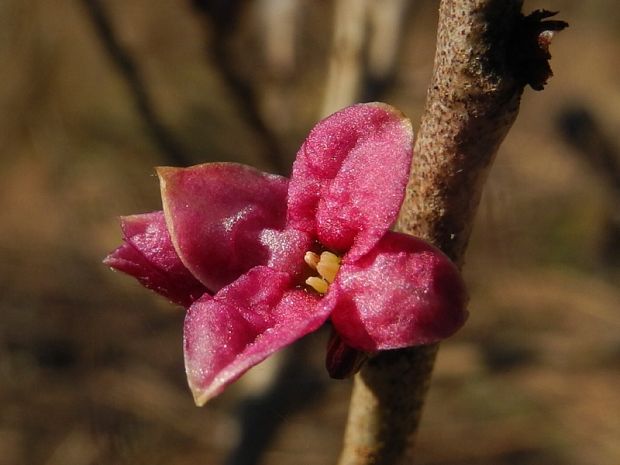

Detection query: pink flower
xmin=104 ymin=103 xmax=468 ymax=405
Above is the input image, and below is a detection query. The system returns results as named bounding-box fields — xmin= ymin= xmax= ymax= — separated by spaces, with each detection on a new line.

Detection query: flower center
xmin=304 ymin=251 xmax=341 ymax=294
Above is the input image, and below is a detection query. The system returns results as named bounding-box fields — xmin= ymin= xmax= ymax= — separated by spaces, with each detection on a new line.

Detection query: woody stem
xmin=337 ymin=1 xmax=565 ymax=464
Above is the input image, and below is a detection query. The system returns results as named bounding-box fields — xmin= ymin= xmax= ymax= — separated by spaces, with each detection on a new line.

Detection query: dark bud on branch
xmin=326 ymin=331 xmax=368 ymax=379
xmin=510 ymin=10 xmax=568 ymax=91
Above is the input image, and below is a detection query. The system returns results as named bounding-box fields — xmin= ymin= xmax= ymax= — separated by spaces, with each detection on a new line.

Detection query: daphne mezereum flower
xmin=104 ymin=103 xmax=468 ymax=405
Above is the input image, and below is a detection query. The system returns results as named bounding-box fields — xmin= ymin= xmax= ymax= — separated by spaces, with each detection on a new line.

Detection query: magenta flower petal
xmin=258 ymin=228 xmax=313 ymax=276
xmin=184 ymin=266 xmax=326 ymax=405
xmin=287 ymin=103 xmax=413 ymax=257
xmin=158 ymin=163 xmax=294 ymax=292
xmin=325 ymin=232 xmax=468 ymax=352
xmin=104 ymin=212 xmax=207 ymax=306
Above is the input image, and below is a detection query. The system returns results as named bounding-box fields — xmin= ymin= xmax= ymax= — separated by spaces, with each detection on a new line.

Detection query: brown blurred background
xmin=1 ymin=1 xmax=619 ymax=464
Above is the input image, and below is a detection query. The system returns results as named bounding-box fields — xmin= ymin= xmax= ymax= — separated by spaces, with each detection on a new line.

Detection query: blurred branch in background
xmin=259 ymin=0 xmax=297 ymax=79
xmin=557 ymin=105 xmax=620 ymax=267
xmin=321 ymin=0 xmax=409 ymax=116
xmin=225 ymin=338 xmax=326 ymax=465
xmin=365 ymin=0 xmax=409 ymax=99
xmin=190 ymin=0 xmax=288 ymax=175
xmin=257 ymin=0 xmax=299 ymax=139
xmin=320 ymin=0 xmax=367 ymax=116
xmin=80 ymin=0 xmax=193 ymax=166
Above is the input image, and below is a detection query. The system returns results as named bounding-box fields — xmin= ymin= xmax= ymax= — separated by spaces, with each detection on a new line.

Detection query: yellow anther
xmin=304 ymin=251 xmax=320 ymax=270
xmin=320 ymin=251 xmax=341 ymax=264
xmin=304 ymin=250 xmax=341 ymax=294
xmin=317 ymin=251 xmax=341 ymax=284
xmin=306 ymin=276 xmax=328 ymax=294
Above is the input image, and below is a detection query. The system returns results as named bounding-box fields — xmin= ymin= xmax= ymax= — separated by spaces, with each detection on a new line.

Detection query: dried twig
xmin=81 ymin=0 xmax=192 ymax=166
xmin=337 ymin=2 xmax=566 ymax=464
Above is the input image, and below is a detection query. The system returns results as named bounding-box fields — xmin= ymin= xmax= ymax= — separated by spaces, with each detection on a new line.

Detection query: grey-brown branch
xmin=337 ymin=1 xmax=566 ymax=464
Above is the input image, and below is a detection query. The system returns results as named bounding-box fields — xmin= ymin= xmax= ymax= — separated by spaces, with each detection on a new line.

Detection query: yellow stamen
xmin=317 ymin=251 xmax=341 ymax=284
xmin=306 ymin=276 xmax=328 ymax=294
xmin=304 ymin=251 xmax=320 ymax=270
xmin=303 ymin=250 xmax=342 ymax=293
xmin=320 ymin=251 xmax=341 ymax=264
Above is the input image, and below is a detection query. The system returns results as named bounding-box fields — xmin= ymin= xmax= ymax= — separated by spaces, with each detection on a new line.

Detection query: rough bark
xmin=337 ymin=1 xmax=566 ymax=464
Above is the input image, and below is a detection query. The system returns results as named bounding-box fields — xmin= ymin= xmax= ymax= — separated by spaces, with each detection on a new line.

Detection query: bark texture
xmin=398 ymin=0 xmax=524 ymax=263
xmin=336 ymin=1 xmax=565 ymax=464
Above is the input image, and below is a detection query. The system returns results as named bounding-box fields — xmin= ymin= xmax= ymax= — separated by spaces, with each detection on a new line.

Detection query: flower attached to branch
xmin=104 ymin=103 xmax=468 ymax=406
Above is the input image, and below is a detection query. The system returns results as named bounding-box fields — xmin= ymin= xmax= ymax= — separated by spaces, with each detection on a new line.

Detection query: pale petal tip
xmin=101 ymin=254 xmax=114 ymax=268
xmin=366 ymin=101 xmax=414 ymax=133
xmin=154 ymin=165 xmax=176 ymax=177
xmin=155 ymin=166 xmax=175 ymax=190
xmin=102 ymin=246 xmax=124 ymax=269
xmin=190 ymin=385 xmax=212 ymax=407
xmin=187 ymin=374 xmax=222 ymax=407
